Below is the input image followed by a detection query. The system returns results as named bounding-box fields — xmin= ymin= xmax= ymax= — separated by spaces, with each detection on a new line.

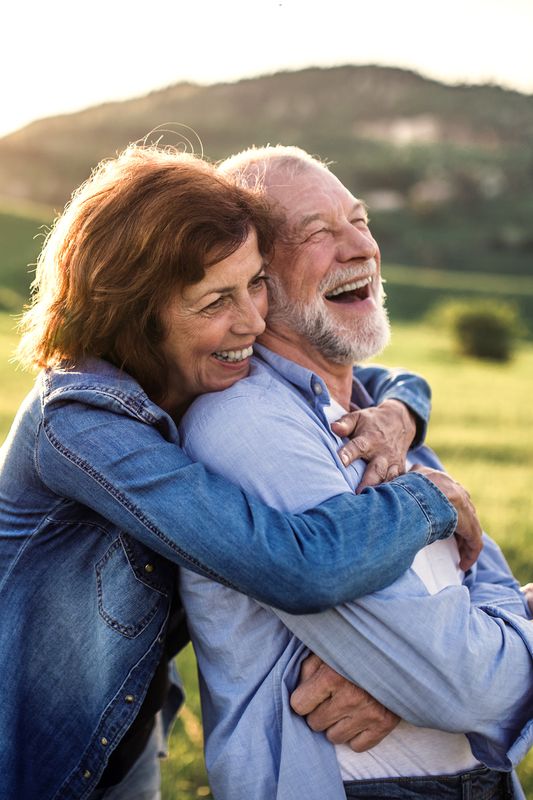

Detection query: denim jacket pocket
xmin=96 ymin=537 xmax=166 ymax=638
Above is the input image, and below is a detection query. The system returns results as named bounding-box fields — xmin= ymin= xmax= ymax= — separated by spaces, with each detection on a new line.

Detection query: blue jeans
xmin=344 ymin=767 xmax=515 ymax=799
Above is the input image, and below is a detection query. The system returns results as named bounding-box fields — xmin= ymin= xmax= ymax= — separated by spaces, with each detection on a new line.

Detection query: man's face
xmin=266 ymin=164 xmax=390 ymax=363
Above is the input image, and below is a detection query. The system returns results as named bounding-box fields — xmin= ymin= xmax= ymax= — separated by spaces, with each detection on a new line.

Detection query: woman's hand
xmin=409 ymin=464 xmax=483 ymax=571
xmin=332 ymin=399 xmax=417 ymax=492
xmin=521 ymin=583 xmax=533 ymax=615
xmin=290 ymin=653 xmax=400 ymax=752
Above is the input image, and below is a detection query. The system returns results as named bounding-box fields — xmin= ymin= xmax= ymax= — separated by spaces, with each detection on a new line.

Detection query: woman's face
xmin=160 ymin=228 xmax=269 ymax=411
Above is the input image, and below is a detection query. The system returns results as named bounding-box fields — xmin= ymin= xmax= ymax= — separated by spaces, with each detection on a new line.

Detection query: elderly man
xmin=179 ymin=146 xmax=533 ymax=799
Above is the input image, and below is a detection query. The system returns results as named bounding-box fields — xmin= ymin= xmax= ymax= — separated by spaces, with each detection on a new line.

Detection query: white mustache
xmin=318 ymin=258 xmax=378 ymax=295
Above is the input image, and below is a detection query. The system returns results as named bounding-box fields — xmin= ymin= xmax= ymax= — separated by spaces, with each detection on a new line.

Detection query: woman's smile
xmin=212 ymin=344 xmax=255 ymax=363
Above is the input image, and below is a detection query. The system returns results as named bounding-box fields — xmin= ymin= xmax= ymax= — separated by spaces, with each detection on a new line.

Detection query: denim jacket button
xmin=124 ymin=694 xmax=135 ymax=704
xmin=144 ymin=563 xmax=155 ymax=574
xmin=83 ymin=770 xmax=91 ymax=779
xmin=100 ymin=737 xmax=109 ymax=746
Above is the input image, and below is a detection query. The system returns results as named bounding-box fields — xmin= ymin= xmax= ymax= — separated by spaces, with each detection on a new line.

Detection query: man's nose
xmin=337 ymin=224 xmax=378 ymax=263
xmin=232 ymin=295 xmax=266 ymax=337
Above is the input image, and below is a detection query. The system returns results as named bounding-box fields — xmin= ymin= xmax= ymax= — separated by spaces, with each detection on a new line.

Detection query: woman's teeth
xmin=325 ymin=275 xmax=373 ymax=298
xmin=213 ymin=345 xmax=254 ymax=363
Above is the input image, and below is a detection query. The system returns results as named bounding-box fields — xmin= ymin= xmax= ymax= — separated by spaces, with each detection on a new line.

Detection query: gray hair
xmin=218 ymin=144 xmax=331 ymax=193
xmin=218 ymin=145 xmax=332 ymax=242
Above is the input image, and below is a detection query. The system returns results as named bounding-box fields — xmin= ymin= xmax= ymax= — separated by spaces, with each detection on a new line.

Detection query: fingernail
xmin=340 ymin=452 xmax=349 ymax=465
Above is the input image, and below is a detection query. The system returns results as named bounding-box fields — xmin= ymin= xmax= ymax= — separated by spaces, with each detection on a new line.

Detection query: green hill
xmin=0 ymin=202 xmax=51 ymax=309
xmin=3 ymin=199 xmax=532 ymax=330
xmin=1 ymin=64 xmax=532 ymax=310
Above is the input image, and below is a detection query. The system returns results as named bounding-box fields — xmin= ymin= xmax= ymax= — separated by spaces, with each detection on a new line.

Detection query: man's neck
xmin=259 ymin=327 xmax=353 ymax=411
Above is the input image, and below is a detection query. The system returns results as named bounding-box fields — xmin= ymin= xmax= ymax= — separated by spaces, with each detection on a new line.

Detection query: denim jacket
xmin=0 ymin=358 xmax=456 ymax=799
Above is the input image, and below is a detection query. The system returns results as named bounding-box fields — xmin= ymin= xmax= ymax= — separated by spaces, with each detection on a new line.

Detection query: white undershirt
xmin=325 ymin=397 xmax=481 ymax=779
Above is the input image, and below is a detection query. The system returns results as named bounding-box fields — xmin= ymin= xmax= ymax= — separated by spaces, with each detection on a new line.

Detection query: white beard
xmin=267 ymin=261 xmax=391 ymax=364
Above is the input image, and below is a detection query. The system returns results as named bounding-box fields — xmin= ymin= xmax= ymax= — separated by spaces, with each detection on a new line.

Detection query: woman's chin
xmin=206 ymin=356 xmax=252 ymax=392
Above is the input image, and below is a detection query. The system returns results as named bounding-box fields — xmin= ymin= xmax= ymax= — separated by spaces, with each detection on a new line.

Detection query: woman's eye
xmin=201 ymin=296 xmax=226 ymax=314
xmin=250 ymin=274 xmax=269 ymax=291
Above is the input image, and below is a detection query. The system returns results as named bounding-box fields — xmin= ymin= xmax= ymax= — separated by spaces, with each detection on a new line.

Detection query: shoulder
xmin=181 ymin=358 xmax=304 ymax=437
xmin=179 ymin=356 xmax=333 ymax=475
xmin=42 ymin=359 xmax=179 ymax=443
xmin=179 ymin=359 xmax=356 ymax=511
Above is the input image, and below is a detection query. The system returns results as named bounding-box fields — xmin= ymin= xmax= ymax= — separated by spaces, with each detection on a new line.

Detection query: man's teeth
xmin=325 ymin=275 xmax=373 ymax=298
xmin=213 ymin=345 xmax=254 ymax=363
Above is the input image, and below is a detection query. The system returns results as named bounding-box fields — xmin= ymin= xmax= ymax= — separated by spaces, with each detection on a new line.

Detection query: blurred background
xmin=1 ymin=1 xmax=532 ymax=797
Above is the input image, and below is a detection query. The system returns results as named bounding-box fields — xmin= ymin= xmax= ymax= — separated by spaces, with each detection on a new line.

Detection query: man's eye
xmin=352 ymin=217 xmax=369 ymax=227
xmin=304 ymin=227 xmax=329 ymax=242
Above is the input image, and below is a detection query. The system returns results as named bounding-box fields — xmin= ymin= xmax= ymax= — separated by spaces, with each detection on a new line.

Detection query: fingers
xmin=410 ymin=465 xmax=483 ymax=569
xmin=290 ymin=657 xmax=337 ymax=716
xmin=338 ymin=435 xmax=370 ymax=468
xmin=451 ymin=485 xmax=483 ymax=570
xmin=334 ymin=404 xmax=413 ymax=481
xmin=346 ymin=718 xmax=400 ymax=752
xmin=331 ymin=412 xmax=359 ymax=439
xmin=291 ymin=662 xmax=400 ymax=753
xmin=456 ymin=515 xmax=483 ymax=570
xmin=298 ymin=653 xmax=323 ymax=683
xmin=329 ymin=709 xmax=400 ymax=751
xmin=302 ymin=685 xmax=400 ymax=751
xmin=356 ymin=458 xmax=403 ymax=493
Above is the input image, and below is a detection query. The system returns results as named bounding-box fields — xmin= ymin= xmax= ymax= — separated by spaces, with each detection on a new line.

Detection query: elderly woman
xmin=0 ymin=145 xmax=461 ymax=800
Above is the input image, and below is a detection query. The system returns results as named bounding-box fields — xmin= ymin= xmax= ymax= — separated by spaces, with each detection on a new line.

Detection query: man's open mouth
xmin=324 ymin=276 xmax=373 ymax=303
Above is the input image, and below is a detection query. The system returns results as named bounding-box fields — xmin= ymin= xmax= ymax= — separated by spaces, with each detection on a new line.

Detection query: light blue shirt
xmin=180 ymin=345 xmax=533 ymax=800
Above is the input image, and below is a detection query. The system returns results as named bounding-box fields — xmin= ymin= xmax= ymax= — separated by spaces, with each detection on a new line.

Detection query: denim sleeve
xmin=38 ymin=397 xmax=456 ymax=614
xmin=276 ymin=577 xmax=533 ymax=769
xmin=465 ymin=534 xmax=531 ymax=618
xmin=356 ymin=364 xmax=431 ymax=446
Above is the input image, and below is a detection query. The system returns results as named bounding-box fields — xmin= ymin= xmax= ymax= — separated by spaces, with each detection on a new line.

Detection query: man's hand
xmin=521 ymin=583 xmax=533 ymax=615
xmin=290 ymin=654 xmax=400 ymax=752
xmin=332 ymin=400 xmax=416 ymax=492
xmin=409 ymin=464 xmax=483 ymax=571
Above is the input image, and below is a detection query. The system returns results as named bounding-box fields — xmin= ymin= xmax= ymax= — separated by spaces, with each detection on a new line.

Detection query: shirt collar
xmin=253 ymin=343 xmax=374 ymax=409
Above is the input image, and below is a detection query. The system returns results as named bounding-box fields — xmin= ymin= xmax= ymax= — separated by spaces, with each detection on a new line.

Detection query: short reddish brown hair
xmin=18 ymin=145 xmax=277 ymax=401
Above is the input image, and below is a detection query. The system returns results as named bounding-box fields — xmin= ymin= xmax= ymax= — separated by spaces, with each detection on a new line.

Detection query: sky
xmin=2 ymin=0 xmax=532 ymax=138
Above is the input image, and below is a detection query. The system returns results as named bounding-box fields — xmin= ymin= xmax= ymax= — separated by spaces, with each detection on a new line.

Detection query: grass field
xmin=1 ymin=312 xmax=532 ymax=798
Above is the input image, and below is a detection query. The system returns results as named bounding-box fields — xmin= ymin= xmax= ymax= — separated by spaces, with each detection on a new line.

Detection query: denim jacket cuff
xmin=392 ymin=472 xmax=458 ymax=545
xmin=382 ymin=386 xmax=430 ymax=447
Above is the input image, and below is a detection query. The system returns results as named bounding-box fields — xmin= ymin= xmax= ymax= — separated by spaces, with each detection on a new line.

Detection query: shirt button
xmin=144 ymin=563 xmax=155 ymax=574
xmin=124 ymin=694 xmax=135 ymax=704
xmin=313 ymin=382 xmax=323 ymax=396
xmin=100 ymin=737 xmax=109 ymax=746
xmin=83 ymin=770 xmax=91 ymax=779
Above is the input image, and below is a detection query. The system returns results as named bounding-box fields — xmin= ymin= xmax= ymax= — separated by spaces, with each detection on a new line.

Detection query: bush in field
xmin=434 ymin=299 xmax=522 ymax=362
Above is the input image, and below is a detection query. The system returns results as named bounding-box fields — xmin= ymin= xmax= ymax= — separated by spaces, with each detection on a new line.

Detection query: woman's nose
xmin=232 ymin=295 xmax=266 ymax=337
